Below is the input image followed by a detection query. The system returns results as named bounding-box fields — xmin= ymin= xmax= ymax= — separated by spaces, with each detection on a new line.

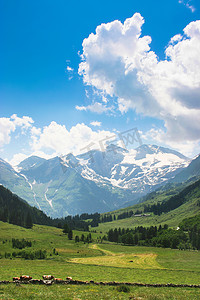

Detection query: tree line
xmin=107 ymin=222 xmax=200 ymax=250
xmin=144 ymin=179 xmax=200 ymax=216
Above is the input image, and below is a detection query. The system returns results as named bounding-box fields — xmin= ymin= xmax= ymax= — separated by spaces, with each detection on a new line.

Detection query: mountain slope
xmin=0 ymin=157 xmax=134 ymax=217
xmin=96 ymin=178 xmax=200 ymax=231
xmin=0 ymin=184 xmax=52 ymax=226
xmin=0 ymin=144 xmax=191 ymax=217
xmin=171 ymin=154 xmax=200 ymax=183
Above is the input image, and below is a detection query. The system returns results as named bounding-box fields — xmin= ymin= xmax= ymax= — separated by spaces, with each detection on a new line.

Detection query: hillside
xmin=171 ymin=154 xmax=200 ymax=183
xmin=95 ymin=178 xmax=200 ymax=231
xmin=0 ymin=185 xmax=52 ymax=227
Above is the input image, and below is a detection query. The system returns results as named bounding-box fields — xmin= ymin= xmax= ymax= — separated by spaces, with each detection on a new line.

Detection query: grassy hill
xmin=96 ymin=179 xmax=200 ymax=232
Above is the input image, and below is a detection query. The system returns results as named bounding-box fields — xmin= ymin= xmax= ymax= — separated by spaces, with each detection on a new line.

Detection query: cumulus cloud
xmin=142 ymin=127 xmax=200 ymax=157
xmin=78 ymin=14 xmax=200 ymax=154
xmin=7 ymin=153 xmax=29 ymax=166
xmin=0 ymin=115 xmax=34 ymax=148
xmin=31 ymin=121 xmax=115 ymax=155
xmin=8 ymin=151 xmax=57 ymax=166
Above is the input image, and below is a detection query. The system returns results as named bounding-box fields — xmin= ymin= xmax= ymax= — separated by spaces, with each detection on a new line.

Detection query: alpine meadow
xmin=1 ymin=0 xmax=200 ymax=299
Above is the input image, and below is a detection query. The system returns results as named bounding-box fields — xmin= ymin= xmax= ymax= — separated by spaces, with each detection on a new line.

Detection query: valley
xmin=0 ymin=145 xmax=200 ymax=299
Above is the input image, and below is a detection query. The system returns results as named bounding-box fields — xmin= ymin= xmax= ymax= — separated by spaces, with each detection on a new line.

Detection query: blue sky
xmin=1 ymin=0 xmax=200 ymax=164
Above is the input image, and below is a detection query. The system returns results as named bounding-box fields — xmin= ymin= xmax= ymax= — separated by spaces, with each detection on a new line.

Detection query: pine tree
xmin=63 ymin=223 xmax=69 ymax=234
xmin=68 ymin=229 xmax=73 ymax=240
xmin=25 ymin=212 xmax=33 ymax=229
xmin=75 ymin=235 xmax=80 ymax=243
xmin=80 ymin=234 xmax=85 ymax=242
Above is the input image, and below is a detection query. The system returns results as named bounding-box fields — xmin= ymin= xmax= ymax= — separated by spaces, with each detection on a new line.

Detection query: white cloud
xmin=66 ymin=63 xmax=74 ymax=80
xmin=66 ymin=66 xmax=74 ymax=72
xmin=8 ymin=153 xmax=29 ymax=166
xmin=78 ymin=14 xmax=200 ymax=155
xmin=143 ymin=127 xmax=200 ymax=157
xmin=31 ymin=121 xmax=115 ymax=155
xmin=0 ymin=115 xmax=34 ymax=148
xmin=76 ymin=102 xmax=112 ymax=114
xmin=179 ymin=0 xmax=195 ymax=13
xmin=0 ymin=118 xmax=16 ymax=147
xmin=8 ymin=151 xmax=57 ymax=166
xmin=11 ymin=114 xmax=34 ymax=129
xmin=169 ymin=34 xmax=182 ymax=45
xmin=31 ymin=126 xmax=41 ymax=136
xmin=90 ymin=121 xmax=102 ymax=127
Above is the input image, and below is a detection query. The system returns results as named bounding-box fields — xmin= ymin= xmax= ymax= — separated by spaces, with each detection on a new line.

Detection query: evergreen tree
xmin=68 ymin=229 xmax=73 ymax=240
xmin=25 ymin=212 xmax=33 ymax=229
xmin=75 ymin=235 xmax=80 ymax=243
xmin=80 ymin=234 xmax=85 ymax=242
xmin=63 ymin=223 xmax=69 ymax=234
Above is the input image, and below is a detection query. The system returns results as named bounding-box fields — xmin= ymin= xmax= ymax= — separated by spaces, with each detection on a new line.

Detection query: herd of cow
xmin=13 ymin=275 xmax=73 ymax=282
xmin=4 ymin=276 xmax=200 ymax=288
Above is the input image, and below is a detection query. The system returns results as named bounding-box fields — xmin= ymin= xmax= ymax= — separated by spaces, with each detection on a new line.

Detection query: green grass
xmin=0 ymin=221 xmax=200 ymax=299
xmin=0 ymin=285 xmax=200 ymax=300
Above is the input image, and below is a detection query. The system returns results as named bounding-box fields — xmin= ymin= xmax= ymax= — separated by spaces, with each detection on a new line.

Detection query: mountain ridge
xmin=0 ymin=144 xmax=192 ymax=217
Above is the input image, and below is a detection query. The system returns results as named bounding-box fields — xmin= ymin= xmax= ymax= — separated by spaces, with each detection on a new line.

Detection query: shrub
xmin=116 ymin=285 xmax=130 ymax=293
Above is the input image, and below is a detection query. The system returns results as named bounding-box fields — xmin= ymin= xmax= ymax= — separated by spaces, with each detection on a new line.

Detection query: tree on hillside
xmin=25 ymin=212 xmax=33 ymax=229
xmin=68 ymin=229 xmax=73 ymax=240
xmin=63 ymin=223 xmax=70 ymax=234
xmin=75 ymin=235 xmax=79 ymax=243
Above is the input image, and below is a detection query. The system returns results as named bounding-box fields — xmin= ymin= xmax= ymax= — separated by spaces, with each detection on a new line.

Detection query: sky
xmin=1 ymin=0 xmax=200 ymax=165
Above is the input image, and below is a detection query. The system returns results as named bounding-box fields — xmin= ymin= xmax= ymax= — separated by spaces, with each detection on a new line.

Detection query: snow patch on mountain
xmin=44 ymin=187 xmax=53 ymax=208
xmin=20 ymin=173 xmax=41 ymax=210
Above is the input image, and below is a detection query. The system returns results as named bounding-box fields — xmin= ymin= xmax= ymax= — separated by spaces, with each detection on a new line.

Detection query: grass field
xmin=1 ymin=284 xmax=200 ymax=300
xmin=0 ymin=221 xmax=200 ymax=299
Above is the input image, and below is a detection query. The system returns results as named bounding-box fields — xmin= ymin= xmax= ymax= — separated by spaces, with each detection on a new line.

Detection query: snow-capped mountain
xmin=59 ymin=144 xmax=189 ymax=192
xmin=0 ymin=144 xmax=191 ymax=217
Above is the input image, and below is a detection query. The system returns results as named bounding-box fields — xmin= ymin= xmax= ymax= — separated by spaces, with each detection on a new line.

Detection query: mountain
xmin=0 ymin=184 xmax=52 ymax=227
xmin=0 ymin=144 xmax=191 ymax=217
xmin=171 ymin=154 xmax=200 ymax=183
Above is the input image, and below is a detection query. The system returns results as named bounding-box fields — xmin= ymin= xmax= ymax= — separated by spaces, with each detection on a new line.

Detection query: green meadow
xmin=97 ymin=195 xmax=200 ymax=232
xmin=0 ymin=221 xmax=200 ymax=299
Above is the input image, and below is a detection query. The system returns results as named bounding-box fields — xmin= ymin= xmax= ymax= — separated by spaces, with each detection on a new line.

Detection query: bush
xmin=116 ymin=285 xmax=130 ymax=293
xmin=12 ymin=238 xmax=32 ymax=249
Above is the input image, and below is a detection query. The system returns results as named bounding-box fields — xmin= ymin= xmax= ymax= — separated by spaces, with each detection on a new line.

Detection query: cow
xmin=66 ymin=276 xmax=72 ymax=280
xmin=13 ymin=277 xmax=20 ymax=281
xmin=20 ymin=275 xmax=32 ymax=281
xmin=54 ymin=278 xmax=63 ymax=282
xmin=42 ymin=275 xmax=54 ymax=280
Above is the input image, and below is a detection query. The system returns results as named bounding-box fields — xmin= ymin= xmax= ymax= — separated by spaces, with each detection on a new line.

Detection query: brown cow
xmin=66 ymin=276 xmax=72 ymax=280
xmin=20 ymin=275 xmax=32 ymax=281
xmin=42 ymin=275 xmax=54 ymax=280
xmin=13 ymin=277 xmax=20 ymax=281
xmin=54 ymin=278 xmax=63 ymax=282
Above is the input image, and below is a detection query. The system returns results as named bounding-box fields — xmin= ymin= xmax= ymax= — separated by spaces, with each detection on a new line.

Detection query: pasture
xmin=0 ymin=221 xmax=200 ymax=299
